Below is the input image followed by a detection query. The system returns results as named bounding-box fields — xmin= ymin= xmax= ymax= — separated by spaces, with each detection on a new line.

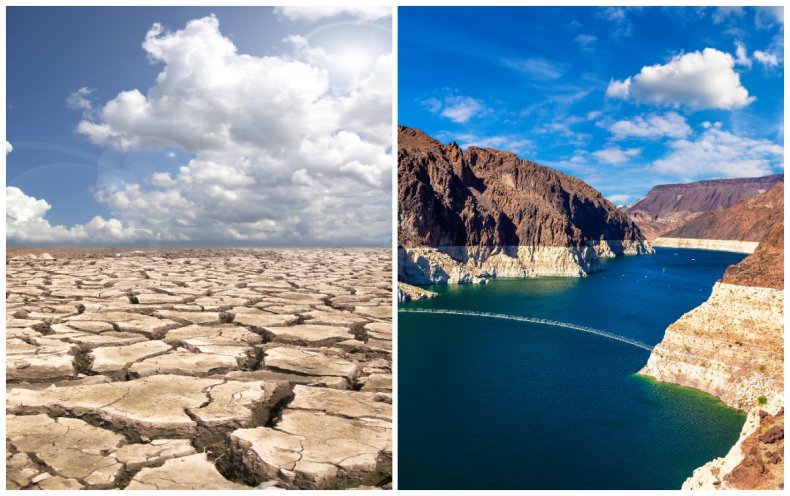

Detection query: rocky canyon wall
xmin=625 ymin=175 xmax=782 ymax=239
xmin=640 ymin=220 xmax=784 ymax=489
xmin=397 ymin=126 xmax=652 ymax=284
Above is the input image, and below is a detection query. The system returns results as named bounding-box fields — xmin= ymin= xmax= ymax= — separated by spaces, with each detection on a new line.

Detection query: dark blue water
xmin=398 ymin=248 xmax=748 ymax=489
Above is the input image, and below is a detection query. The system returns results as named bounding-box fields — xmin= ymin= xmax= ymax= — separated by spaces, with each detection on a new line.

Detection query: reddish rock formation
xmin=662 ymin=183 xmax=783 ymax=243
xmin=644 ymin=193 xmax=784 ymax=489
xmin=722 ymin=219 xmax=784 ymax=290
xmin=724 ymin=409 xmax=784 ymax=490
xmin=398 ymin=125 xmax=647 ymax=249
xmin=625 ymin=174 xmax=782 ymax=239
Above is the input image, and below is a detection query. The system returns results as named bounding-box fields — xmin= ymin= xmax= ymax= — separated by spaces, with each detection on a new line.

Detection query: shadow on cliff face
xmin=397 ymin=247 xmax=450 ymax=285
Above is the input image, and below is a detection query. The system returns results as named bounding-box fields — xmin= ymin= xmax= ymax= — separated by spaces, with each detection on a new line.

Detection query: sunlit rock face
xmin=641 ymin=220 xmax=784 ymax=490
xmin=624 ymin=175 xmax=783 ymax=239
xmin=397 ymin=126 xmax=651 ymax=284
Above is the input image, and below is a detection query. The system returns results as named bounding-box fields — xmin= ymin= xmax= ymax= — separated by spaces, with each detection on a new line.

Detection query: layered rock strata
xmin=652 ymin=183 xmax=783 ymax=253
xmin=650 ymin=238 xmax=759 ymax=253
xmin=397 ymin=282 xmax=438 ymax=303
xmin=625 ymin=174 xmax=782 ymax=239
xmin=6 ymin=249 xmax=392 ymax=490
xmin=398 ymin=126 xmax=651 ymax=284
xmin=640 ymin=282 xmax=783 ymax=411
xmin=640 ymin=220 xmax=784 ymax=489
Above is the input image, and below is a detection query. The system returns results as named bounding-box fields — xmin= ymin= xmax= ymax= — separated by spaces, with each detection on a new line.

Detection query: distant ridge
xmin=662 ymin=182 xmax=783 ymax=242
xmin=625 ymin=174 xmax=783 ymax=239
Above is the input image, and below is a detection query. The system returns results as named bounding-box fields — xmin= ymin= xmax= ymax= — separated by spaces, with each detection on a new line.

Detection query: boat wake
xmin=398 ymin=308 xmax=654 ymax=351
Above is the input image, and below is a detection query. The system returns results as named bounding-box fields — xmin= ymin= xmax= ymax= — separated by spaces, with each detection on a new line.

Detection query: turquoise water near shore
xmin=398 ymin=248 xmax=747 ymax=489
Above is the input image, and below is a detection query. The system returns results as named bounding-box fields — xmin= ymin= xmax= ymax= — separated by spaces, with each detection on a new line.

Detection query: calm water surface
xmin=398 ymin=248 xmax=747 ymax=489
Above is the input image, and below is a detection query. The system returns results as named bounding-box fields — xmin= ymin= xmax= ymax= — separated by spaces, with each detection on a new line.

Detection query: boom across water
xmin=398 ymin=308 xmax=654 ymax=351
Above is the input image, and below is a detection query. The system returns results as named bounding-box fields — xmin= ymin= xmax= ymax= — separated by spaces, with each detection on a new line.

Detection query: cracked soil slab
xmin=6 ymin=249 xmax=391 ymax=489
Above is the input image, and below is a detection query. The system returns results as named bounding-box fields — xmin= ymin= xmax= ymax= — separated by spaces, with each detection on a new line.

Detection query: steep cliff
xmin=640 ymin=218 xmax=784 ymax=489
xmin=398 ymin=126 xmax=652 ymax=284
xmin=625 ymin=175 xmax=783 ymax=239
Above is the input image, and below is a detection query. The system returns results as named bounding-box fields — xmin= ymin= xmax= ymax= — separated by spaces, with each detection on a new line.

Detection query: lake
xmin=398 ymin=247 xmax=748 ymax=489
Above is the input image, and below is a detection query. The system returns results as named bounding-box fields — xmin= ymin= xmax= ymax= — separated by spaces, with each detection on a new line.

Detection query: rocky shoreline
xmin=397 ymin=282 xmax=438 ymax=303
xmin=640 ymin=282 xmax=783 ymax=411
xmin=682 ymin=408 xmax=784 ymax=490
xmin=639 ymin=221 xmax=784 ymax=490
xmin=399 ymin=240 xmax=652 ymax=285
xmin=651 ymin=237 xmax=759 ymax=254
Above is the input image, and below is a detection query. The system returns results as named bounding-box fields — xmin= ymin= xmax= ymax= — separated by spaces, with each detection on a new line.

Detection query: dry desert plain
xmin=5 ymin=248 xmax=392 ymax=490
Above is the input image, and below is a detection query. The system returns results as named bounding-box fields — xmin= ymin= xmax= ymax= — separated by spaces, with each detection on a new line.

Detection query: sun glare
xmin=335 ymin=46 xmax=374 ymax=75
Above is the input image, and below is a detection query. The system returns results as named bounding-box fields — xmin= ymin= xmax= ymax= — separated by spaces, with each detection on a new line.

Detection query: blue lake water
xmin=398 ymin=247 xmax=748 ymax=489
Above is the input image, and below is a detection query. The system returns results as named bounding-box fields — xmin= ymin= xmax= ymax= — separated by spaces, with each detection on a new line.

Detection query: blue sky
xmin=7 ymin=6 xmax=391 ymax=246
xmin=399 ymin=6 xmax=784 ymax=205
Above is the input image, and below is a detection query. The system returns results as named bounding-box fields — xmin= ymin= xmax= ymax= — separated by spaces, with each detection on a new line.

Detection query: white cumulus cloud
xmin=6 ymin=141 xmax=12 ymax=154
xmin=606 ymin=48 xmax=754 ymax=110
xmin=592 ymin=146 xmax=641 ymax=164
xmin=652 ymin=126 xmax=784 ymax=179
xmin=69 ymin=15 xmax=391 ymax=246
xmin=609 ymin=112 xmax=691 ymax=140
xmin=605 ymin=79 xmax=631 ymax=99
xmin=7 ymin=186 xmax=150 ymax=245
xmin=6 ymin=140 xmax=144 ymax=246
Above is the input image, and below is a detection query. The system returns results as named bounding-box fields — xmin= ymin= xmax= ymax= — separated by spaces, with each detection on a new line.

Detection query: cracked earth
xmin=6 ymin=249 xmax=392 ymax=490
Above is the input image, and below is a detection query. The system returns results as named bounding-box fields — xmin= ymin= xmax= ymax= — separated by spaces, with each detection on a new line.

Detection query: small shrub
xmin=757 ymin=395 xmax=767 ymax=405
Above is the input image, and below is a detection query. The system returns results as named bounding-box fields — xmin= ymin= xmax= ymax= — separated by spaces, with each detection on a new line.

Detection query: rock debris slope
xmin=398 ymin=126 xmax=651 ymax=284
xmin=640 ymin=219 xmax=784 ymax=489
xmin=624 ymin=174 xmax=782 ymax=239
xmin=6 ymin=249 xmax=392 ymax=490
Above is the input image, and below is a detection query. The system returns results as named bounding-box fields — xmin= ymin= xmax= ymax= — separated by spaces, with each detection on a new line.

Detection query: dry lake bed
xmin=6 ymin=248 xmax=392 ymax=490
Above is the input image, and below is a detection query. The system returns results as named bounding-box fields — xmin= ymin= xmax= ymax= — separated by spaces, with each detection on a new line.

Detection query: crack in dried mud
xmin=6 ymin=248 xmax=392 ymax=490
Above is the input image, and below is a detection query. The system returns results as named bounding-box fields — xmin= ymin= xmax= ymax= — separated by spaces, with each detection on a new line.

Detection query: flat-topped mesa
xmin=625 ymin=174 xmax=783 ymax=239
xmin=397 ymin=125 xmax=652 ymax=284
xmin=640 ymin=218 xmax=784 ymax=490
xmin=652 ymin=182 xmax=783 ymax=254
